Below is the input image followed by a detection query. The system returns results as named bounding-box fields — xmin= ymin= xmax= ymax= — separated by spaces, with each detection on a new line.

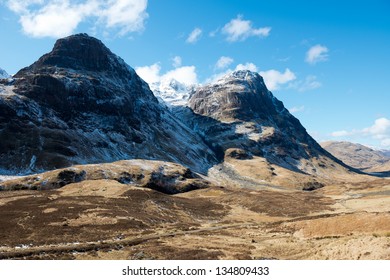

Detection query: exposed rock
xmin=0 ymin=159 xmax=211 ymax=194
xmin=302 ymin=181 xmax=325 ymax=191
xmin=225 ymin=148 xmax=253 ymax=160
xmin=0 ymin=34 xmax=216 ymax=175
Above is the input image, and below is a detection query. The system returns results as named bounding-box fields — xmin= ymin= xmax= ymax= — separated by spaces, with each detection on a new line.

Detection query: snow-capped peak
xmin=150 ymin=77 xmax=196 ymax=107
xmin=0 ymin=68 xmax=10 ymax=79
xmin=216 ymin=70 xmax=263 ymax=84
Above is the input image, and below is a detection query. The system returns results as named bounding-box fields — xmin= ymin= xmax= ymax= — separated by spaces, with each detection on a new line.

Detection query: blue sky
xmin=1 ymin=0 xmax=389 ymax=148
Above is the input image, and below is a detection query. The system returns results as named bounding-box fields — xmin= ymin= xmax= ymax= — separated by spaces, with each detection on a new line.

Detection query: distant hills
xmin=321 ymin=141 xmax=390 ymax=173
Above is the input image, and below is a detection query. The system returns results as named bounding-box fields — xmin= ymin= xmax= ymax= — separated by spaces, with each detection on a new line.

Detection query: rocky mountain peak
xmin=189 ymin=70 xmax=283 ymax=121
xmin=151 ymin=77 xmax=193 ymax=107
xmin=178 ymin=70 xmax=352 ymax=176
xmin=15 ymin=33 xmax=134 ymax=79
xmin=217 ymin=70 xmax=265 ymax=85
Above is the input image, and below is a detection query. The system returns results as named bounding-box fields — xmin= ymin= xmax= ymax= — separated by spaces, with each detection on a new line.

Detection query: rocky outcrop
xmin=0 ymin=34 xmax=216 ymax=175
xmin=0 ymin=159 xmax=211 ymax=194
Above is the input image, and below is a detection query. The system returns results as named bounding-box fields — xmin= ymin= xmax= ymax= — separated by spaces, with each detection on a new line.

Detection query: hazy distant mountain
xmin=0 ymin=68 xmax=10 ymax=79
xmin=150 ymin=78 xmax=194 ymax=107
xmin=321 ymin=141 xmax=390 ymax=171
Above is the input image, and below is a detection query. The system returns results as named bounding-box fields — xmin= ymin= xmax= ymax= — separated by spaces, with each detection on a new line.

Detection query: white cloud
xmin=161 ymin=66 xmax=197 ymax=85
xmin=186 ymin=27 xmax=202 ymax=43
xmin=222 ymin=15 xmax=271 ymax=42
xmin=289 ymin=75 xmax=322 ymax=92
xmin=235 ymin=63 xmax=258 ymax=72
xmin=100 ymin=0 xmax=148 ymax=35
xmin=135 ymin=63 xmax=161 ymax=84
xmin=6 ymin=0 xmax=148 ymax=38
xmin=289 ymin=106 xmax=305 ymax=114
xmin=305 ymin=44 xmax=329 ymax=64
xmin=362 ymin=117 xmax=390 ymax=138
xmin=215 ymin=56 xmax=234 ymax=70
xmin=136 ymin=63 xmax=198 ymax=86
xmin=259 ymin=68 xmax=296 ymax=91
xmin=172 ymin=56 xmax=182 ymax=68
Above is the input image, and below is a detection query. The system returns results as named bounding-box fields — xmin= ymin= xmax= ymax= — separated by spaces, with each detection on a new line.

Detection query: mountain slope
xmin=191 ymin=71 xmax=350 ymax=170
xmin=0 ymin=34 xmax=216 ymax=174
xmin=170 ymin=70 xmax=360 ymax=187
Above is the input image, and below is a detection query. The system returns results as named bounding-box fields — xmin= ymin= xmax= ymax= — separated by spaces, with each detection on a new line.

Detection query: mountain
xmin=379 ymin=149 xmax=390 ymax=158
xmin=321 ymin=141 xmax=390 ymax=173
xmin=168 ymin=70 xmax=359 ymax=187
xmin=189 ymin=71 xmax=350 ymax=171
xmin=149 ymin=78 xmax=194 ymax=107
xmin=0 ymin=68 xmax=10 ymax=79
xmin=0 ymin=34 xmax=217 ymax=175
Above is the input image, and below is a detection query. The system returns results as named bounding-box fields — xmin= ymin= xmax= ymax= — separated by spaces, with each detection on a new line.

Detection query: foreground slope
xmin=0 ymin=34 xmax=216 ymax=174
xmin=1 ymin=162 xmax=389 ymax=260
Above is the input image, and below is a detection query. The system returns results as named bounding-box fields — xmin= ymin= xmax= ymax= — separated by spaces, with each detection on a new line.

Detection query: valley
xmin=0 ymin=168 xmax=389 ymax=260
xmin=1 ymin=34 xmax=390 ymax=260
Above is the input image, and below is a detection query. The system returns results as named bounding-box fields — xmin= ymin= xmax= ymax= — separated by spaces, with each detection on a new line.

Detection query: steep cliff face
xmin=0 ymin=34 xmax=216 ymax=174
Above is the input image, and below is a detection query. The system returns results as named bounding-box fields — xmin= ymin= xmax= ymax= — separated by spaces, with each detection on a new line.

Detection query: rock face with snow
xmin=0 ymin=68 xmax=10 ymax=79
xmin=181 ymin=70 xmax=352 ymax=174
xmin=0 ymin=34 xmax=216 ymax=174
xmin=150 ymin=78 xmax=194 ymax=107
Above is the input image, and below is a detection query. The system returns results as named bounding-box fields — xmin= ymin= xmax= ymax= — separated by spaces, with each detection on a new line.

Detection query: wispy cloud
xmin=6 ymin=0 xmax=148 ymax=38
xmin=305 ymin=44 xmax=329 ymax=64
xmin=331 ymin=130 xmax=351 ymax=137
xmin=289 ymin=75 xmax=322 ymax=92
xmin=215 ymin=56 xmax=234 ymax=70
xmin=222 ymin=15 xmax=271 ymax=42
xmin=186 ymin=27 xmax=202 ymax=43
xmin=289 ymin=106 xmax=305 ymax=114
xmin=172 ymin=56 xmax=182 ymax=68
